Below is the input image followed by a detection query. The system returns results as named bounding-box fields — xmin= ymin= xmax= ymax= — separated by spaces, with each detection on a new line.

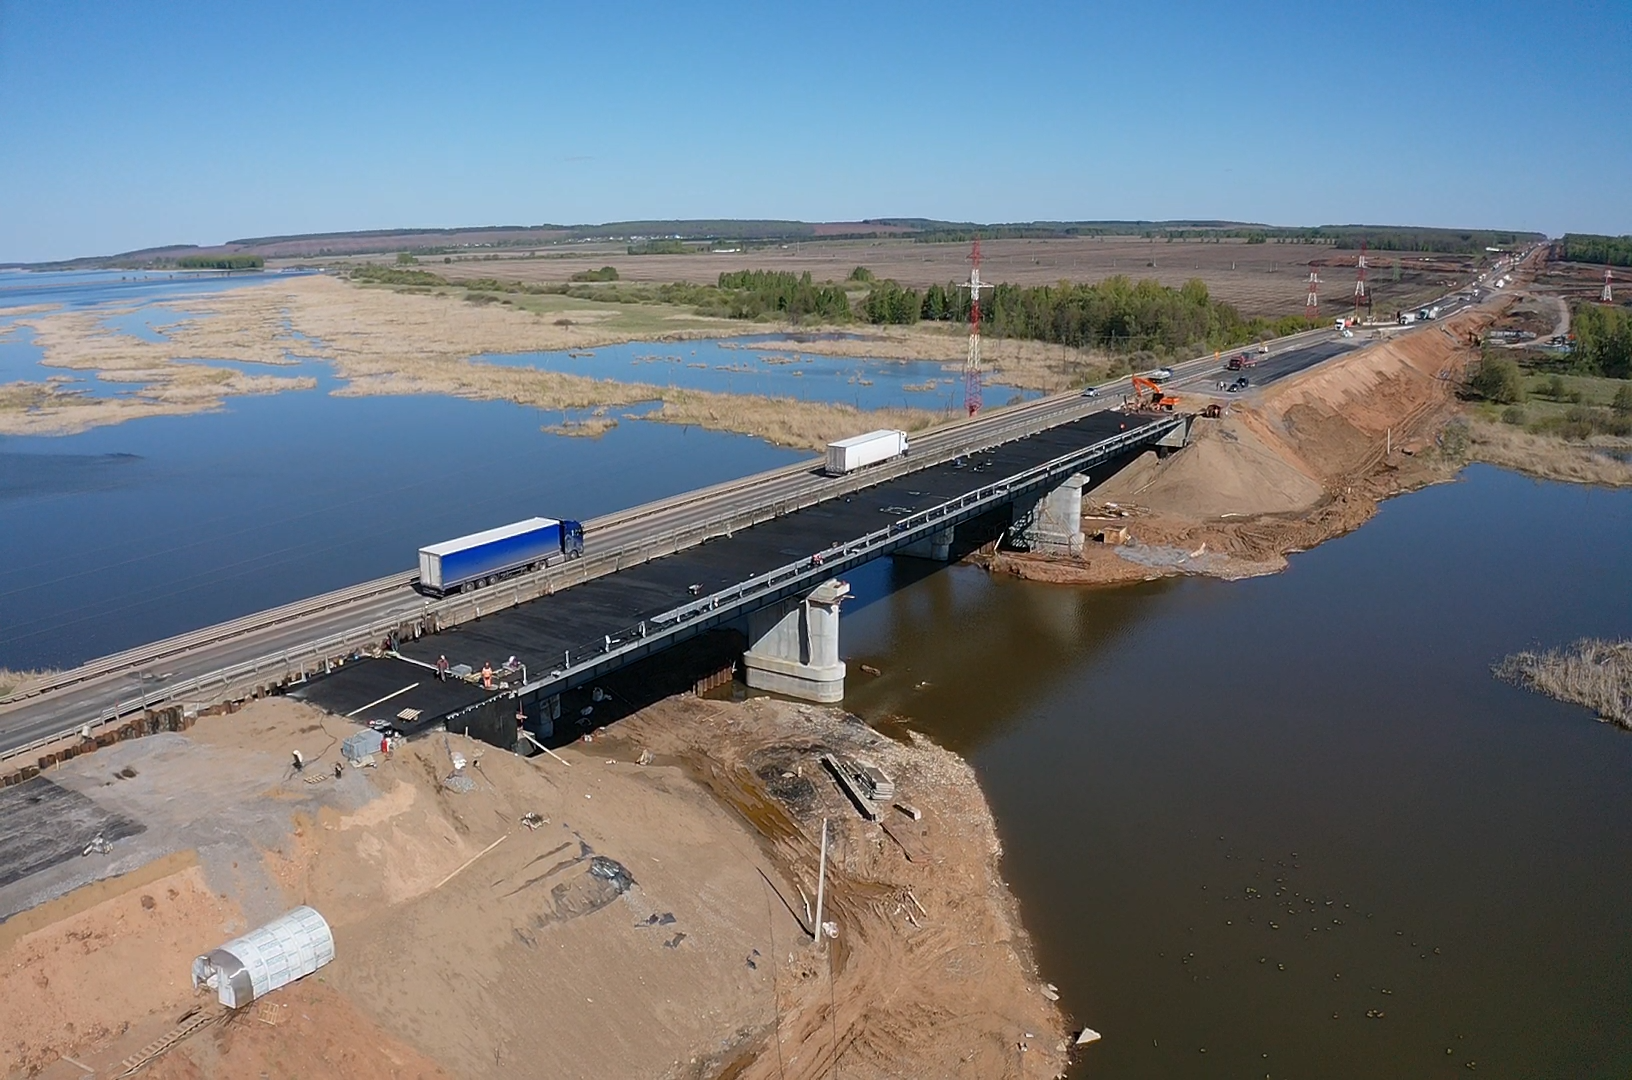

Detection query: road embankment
xmin=0 ymin=694 xmax=1066 ymax=1079
xmin=993 ymin=308 xmax=1514 ymax=586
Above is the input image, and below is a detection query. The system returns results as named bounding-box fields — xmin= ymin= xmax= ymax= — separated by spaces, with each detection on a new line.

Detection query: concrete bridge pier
xmin=1019 ymin=472 xmax=1088 ymax=556
xmin=897 ymin=525 xmax=955 ymax=561
xmin=742 ymin=579 xmax=850 ymax=702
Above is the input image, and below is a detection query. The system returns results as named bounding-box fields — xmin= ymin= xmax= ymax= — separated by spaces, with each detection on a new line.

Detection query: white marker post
xmin=813 ymin=817 xmax=828 ymax=948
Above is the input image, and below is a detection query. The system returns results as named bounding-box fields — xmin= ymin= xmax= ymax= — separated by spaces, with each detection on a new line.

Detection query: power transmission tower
xmin=1604 ymin=267 xmax=1614 ymax=304
xmin=1305 ymin=266 xmax=1321 ymax=319
xmin=959 ymin=239 xmax=993 ymax=416
xmin=1353 ymin=241 xmax=1371 ymax=318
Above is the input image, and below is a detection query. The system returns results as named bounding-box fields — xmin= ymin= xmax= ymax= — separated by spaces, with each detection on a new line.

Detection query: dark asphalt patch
xmin=0 ymin=777 xmax=145 ymax=891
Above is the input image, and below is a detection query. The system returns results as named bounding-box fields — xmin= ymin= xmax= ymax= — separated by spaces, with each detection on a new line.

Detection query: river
xmin=839 ymin=465 xmax=1632 ymax=1078
xmin=4 ymin=273 xmax=1630 ymax=1075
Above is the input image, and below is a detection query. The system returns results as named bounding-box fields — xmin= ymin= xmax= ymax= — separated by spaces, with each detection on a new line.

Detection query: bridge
xmin=0 ymin=329 xmax=1359 ymax=762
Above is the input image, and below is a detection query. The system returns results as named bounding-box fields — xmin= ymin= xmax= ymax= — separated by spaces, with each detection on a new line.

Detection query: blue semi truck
xmin=417 ymin=516 xmax=584 ymax=596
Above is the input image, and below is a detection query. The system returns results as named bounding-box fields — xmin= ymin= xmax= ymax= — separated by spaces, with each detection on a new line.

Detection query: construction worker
xmin=481 ymin=662 xmax=494 ymax=690
xmin=436 ymin=655 xmax=449 ymax=681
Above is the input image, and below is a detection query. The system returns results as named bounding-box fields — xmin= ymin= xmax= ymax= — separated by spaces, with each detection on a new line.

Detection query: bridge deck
xmin=394 ymin=410 xmax=1158 ymax=684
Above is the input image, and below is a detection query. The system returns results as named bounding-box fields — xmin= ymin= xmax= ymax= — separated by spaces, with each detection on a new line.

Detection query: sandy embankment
xmin=2 ymin=276 xmax=938 ymax=447
xmin=993 ymin=311 xmax=1501 ymax=586
xmin=0 ymin=695 xmax=1066 ymax=1080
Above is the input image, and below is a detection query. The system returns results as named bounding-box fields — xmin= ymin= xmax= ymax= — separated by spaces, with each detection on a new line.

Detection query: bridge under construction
xmin=1 ymin=327 xmax=1370 ymax=768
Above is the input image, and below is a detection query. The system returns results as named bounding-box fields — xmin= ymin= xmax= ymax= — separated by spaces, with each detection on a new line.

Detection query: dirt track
xmin=0 ymin=695 xmax=1065 ymax=1080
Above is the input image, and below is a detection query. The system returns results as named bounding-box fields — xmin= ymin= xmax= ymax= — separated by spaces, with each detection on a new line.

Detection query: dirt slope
xmin=997 ymin=310 xmax=1499 ymax=586
xmin=2 ymin=694 xmax=1065 ymax=1080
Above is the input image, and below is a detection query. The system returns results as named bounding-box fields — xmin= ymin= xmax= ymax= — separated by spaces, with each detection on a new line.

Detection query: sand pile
xmin=1000 ymin=308 xmax=1510 ymax=587
xmin=1091 ymin=412 xmax=1324 ymax=519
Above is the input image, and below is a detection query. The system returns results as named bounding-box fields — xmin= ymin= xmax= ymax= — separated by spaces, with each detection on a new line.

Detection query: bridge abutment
xmin=1019 ymin=472 xmax=1088 ymax=556
xmin=742 ymin=579 xmax=849 ymax=703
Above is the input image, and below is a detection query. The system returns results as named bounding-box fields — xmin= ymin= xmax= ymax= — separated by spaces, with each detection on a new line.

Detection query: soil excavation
xmin=992 ymin=308 xmax=1501 ymax=587
xmin=0 ymin=695 xmax=1066 ymax=1080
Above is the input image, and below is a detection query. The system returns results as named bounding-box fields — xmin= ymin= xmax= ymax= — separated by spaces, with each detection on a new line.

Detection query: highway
xmin=0 ymin=325 xmax=1362 ymax=758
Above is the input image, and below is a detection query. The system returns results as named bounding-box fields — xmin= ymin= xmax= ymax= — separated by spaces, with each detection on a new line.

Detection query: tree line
xmin=1573 ymin=303 xmax=1632 ymax=379
xmin=861 ymin=275 xmax=1313 ymax=353
xmin=1562 ymin=233 xmax=1632 ymax=268
xmin=714 ymin=270 xmax=851 ymax=321
xmin=176 ymin=254 xmax=263 ymax=269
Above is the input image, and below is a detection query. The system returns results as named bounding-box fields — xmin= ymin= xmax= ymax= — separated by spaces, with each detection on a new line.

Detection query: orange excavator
xmin=1129 ymin=375 xmax=1180 ymax=412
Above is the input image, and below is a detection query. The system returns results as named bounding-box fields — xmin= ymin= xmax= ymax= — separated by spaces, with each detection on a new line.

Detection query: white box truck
xmin=825 ymin=429 xmax=909 ymax=476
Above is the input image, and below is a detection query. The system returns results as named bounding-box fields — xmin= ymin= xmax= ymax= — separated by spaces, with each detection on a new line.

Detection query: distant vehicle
xmin=1226 ymin=376 xmax=1250 ymax=393
xmin=1080 ymin=386 xmax=1099 ymax=397
xmin=1341 ymin=328 xmax=1355 ymax=338
xmin=825 ymin=429 xmax=909 ymax=476
xmin=1257 ymin=343 xmax=1271 ymax=356
xmin=419 ymin=517 xmax=584 ymax=596
xmin=1149 ymin=368 xmax=1174 ymax=381
xmin=1227 ymin=352 xmax=1257 ymax=371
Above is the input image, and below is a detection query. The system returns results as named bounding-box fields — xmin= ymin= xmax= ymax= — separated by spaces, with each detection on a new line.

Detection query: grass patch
xmin=1494 ymin=639 xmax=1632 ymax=728
xmin=1465 ymin=414 xmax=1632 ymax=486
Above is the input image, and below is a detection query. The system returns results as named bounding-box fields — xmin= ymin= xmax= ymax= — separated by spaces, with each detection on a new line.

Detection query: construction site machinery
xmin=1129 ymin=375 xmax=1180 ymax=413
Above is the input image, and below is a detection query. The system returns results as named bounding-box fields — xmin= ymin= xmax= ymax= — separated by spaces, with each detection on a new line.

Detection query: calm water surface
xmin=840 ymin=466 xmax=1632 ymax=1079
xmin=4 ymin=273 xmax=1628 ymax=1076
xmin=0 ymin=272 xmax=999 ymax=666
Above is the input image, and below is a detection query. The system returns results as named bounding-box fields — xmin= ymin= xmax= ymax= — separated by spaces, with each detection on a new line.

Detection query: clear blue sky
xmin=2 ymin=0 xmax=1628 ymax=262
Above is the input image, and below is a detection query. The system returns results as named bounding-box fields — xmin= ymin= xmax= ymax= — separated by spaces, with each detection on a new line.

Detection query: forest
xmin=865 ymin=275 xmax=1312 ymax=353
xmin=1562 ymin=233 xmax=1632 ymax=268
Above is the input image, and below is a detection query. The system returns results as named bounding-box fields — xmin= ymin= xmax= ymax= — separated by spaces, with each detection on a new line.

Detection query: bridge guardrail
xmin=5 ymin=320 xmax=1310 ymax=712
xmin=5 ymin=411 xmax=1178 ymax=761
xmin=522 ymin=415 xmax=1184 ymax=697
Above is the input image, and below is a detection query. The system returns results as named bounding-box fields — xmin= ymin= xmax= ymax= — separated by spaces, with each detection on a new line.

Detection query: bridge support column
xmin=742 ymin=579 xmax=849 ymax=703
xmin=1020 ymin=472 xmax=1088 ymax=556
xmin=897 ymin=525 xmax=955 ymax=561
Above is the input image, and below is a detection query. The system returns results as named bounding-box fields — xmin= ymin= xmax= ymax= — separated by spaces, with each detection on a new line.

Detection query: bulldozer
xmin=1128 ymin=375 xmax=1180 ymax=413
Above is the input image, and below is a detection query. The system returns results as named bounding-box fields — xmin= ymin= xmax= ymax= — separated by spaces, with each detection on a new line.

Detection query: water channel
xmin=3 ymin=273 xmax=1629 ymax=1075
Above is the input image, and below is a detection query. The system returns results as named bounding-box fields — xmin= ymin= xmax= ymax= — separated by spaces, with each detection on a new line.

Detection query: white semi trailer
xmin=825 ymin=429 xmax=909 ymax=476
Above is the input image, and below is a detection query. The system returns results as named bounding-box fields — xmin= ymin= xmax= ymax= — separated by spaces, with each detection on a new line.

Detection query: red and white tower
xmin=1603 ymin=267 xmax=1614 ymax=304
xmin=959 ymin=239 xmax=993 ymax=416
xmin=1305 ymin=266 xmax=1321 ymax=319
xmin=1353 ymin=241 xmax=1371 ymax=316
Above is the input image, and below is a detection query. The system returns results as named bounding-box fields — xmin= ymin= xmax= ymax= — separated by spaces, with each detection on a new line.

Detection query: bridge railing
xmin=524 ymin=415 xmax=1182 ymax=696
xmin=4 ymin=411 xmax=1177 ymax=762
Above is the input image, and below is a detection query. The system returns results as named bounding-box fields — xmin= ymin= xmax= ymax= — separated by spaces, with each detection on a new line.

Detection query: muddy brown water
xmin=839 ymin=465 xmax=1632 ymax=1079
